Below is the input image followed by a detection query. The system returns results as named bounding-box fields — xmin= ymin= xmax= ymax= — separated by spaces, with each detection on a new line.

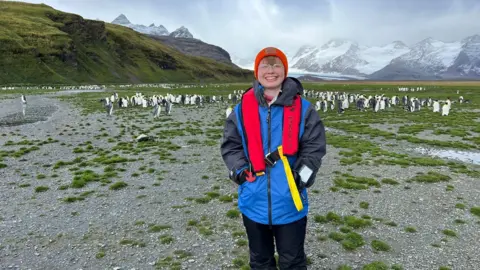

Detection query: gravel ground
xmin=415 ymin=130 xmax=466 ymax=144
xmin=0 ymin=93 xmax=479 ymax=270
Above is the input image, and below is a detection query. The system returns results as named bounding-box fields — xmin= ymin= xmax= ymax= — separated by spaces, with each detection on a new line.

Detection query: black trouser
xmin=242 ymin=214 xmax=308 ymax=270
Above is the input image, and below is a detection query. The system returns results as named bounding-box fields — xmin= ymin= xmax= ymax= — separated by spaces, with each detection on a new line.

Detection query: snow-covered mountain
xmin=111 ymin=14 xmax=169 ymax=36
xmin=232 ymin=35 xmax=480 ymax=80
xmin=445 ymin=35 xmax=480 ymax=78
xmin=111 ymin=14 xmax=194 ymax=39
xmin=370 ymin=35 xmax=480 ymax=79
xmin=356 ymin=41 xmax=411 ymax=74
xmin=290 ymin=39 xmax=356 ymax=72
xmin=290 ymin=39 xmax=411 ymax=77
xmin=169 ymin=26 xmax=193 ymax=39
xmin=111 ymin=14 xmax=130 ymax=25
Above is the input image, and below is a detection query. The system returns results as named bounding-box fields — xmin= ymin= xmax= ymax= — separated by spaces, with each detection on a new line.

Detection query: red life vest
xmin=240 ymin=88 xmax=302 ymax=173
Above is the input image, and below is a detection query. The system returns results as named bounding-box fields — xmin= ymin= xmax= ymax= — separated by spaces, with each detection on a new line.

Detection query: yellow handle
xmin=278 ymin=146 xmax=304 ymax=212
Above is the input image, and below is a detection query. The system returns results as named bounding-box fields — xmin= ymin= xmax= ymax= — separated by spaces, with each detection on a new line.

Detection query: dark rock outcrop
xmin=149 ymin=35 xmax=235 ymax=66
xmin=367 ymin=65 xmax=442 ymax=80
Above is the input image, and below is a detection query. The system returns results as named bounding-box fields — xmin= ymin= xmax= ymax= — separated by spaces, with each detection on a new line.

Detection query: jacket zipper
xmin=267 ymin=106 xmax=272 ymax=228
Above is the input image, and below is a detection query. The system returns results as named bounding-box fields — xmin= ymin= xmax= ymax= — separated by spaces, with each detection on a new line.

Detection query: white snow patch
xmin=290 ymin=46 xmax=318 ymax=67
xmin=357 ymin=44 xmax=411 ymax=74
xmin=434 ymin=41 xmax=462 ymax=67
xmin=313 ymin=42 xmax=352 ymax=66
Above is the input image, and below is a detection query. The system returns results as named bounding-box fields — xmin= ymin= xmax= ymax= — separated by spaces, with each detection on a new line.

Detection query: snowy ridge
xmin=291 ymin=39 xmax=355 ymax=72
xmin=112 ymin=14 xmax=130 ymax=25
xmin=291 ymin=39 xmax=414 ymax=76
xmin=371 ymin=35 xmax=479 ymax=79
xmin=454 ymin=35 xmax=480 ymax=76
xmin=169 ymin=26 xmax=193 ymax=38
xmin=391 ymin=38 xmax=462 ymax=73
xmin=357 ymin=41 xmax=410 ymax=74
xmin=111 ymin=14 xmax=194 ymax=39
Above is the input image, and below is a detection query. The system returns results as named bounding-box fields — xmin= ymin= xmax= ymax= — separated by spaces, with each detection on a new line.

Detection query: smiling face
xmin=257 ymin=56 xmax=285 ymax=89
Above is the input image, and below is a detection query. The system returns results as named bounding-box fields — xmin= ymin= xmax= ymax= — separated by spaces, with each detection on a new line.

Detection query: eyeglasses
xmin=259 ymin=64 xmax=284 ymax=70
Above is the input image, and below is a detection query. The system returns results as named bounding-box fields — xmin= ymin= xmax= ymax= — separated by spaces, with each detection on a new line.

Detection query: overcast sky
xmin=23 ymin=0 xmax=480 ymax=59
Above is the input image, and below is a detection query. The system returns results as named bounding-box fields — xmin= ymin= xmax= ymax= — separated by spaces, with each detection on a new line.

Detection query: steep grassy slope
xmin=0 ymin=1 xmax=252 ymax=84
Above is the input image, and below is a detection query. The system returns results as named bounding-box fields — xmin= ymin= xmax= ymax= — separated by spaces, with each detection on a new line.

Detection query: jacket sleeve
xmin=292 ymin=103 xmax=327 ymax=188
xmin=220 ymin=109 xmax=249 ymax=183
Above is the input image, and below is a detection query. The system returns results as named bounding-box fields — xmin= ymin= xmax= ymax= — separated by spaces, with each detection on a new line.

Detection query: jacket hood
xmin=253 ymin=77 xmax=304 ymax=107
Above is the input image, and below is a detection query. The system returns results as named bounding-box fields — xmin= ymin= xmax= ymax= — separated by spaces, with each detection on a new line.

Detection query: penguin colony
xmin=96 ymin=86 xmax=467 ymax=118
xmin=13 ymin=85 xmax=469 ymax=119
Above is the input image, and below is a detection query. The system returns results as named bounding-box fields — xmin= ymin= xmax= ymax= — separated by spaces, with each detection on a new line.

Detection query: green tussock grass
xmin=314 ymin=212 xmax=372 ymax=230
xmin=405 ymin=226 xmax=417 ymax=233
xmin=70 ymin=169 xmax=117 ymax=188
xmin=34 ymin=186 xmax=49 ymax=192
xmin=371 ymin=240 xmax=391 ymax=252
xmin=327 ymin=231 xmax=366 ymax=251
xmin=332 ymin=173 xmax=381 ymax=190
xmin=218 ymin=195 xmax=234 ymax=203
xmin=359 ymin=202 xmax=369 ymax=209
xmin=381 ymin=178 xmax=399 ymax=185
xmin=95 ymin=250 xmax=105 ymax=259
xmin=159 ymin=234 xmax=174 ymax=244
xmin=454 ymin=219 xmax=466 ymax=224
xmin=119 ymin=238 xmax=146 ymax=247
xmin=362 ymin=261 xmax=389 ymax=270
xmin=470 ymin=207 xmax=480 ymax=217
xmin=410 ymin=171 xmax=451 ymax=183
xmin=226 ymin=209 xmax=240 ymax=219
xmin=341 ymin=232 xmax=365 ymax=250
xmin=109 ymin=181 xmax=128 ymax=190
xmin=442 ymin=229 xmax=457 ymax=237
xmin=148 ymin=224 xmax=172 ymax=233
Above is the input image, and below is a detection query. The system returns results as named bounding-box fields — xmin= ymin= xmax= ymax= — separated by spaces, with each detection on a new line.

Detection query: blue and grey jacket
xmin=220 ymin=77 xmax=327 ymax=225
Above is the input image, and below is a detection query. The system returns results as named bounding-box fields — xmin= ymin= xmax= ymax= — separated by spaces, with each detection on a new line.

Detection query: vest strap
xmin=278 ymin=145 xmax=304 ymax=211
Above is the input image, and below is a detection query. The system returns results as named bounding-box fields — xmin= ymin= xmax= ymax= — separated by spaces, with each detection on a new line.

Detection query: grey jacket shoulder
xmin=220 ymin=106 xmax=248 ymax=177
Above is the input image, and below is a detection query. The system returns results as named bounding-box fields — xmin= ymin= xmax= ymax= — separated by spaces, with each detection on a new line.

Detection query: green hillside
xmin=0 ymin=1 xmax=253 ymax=85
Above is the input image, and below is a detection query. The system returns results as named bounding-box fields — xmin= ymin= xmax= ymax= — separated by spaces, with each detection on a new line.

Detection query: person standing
xmin=220 ymin=47 xmax=327 ymax=269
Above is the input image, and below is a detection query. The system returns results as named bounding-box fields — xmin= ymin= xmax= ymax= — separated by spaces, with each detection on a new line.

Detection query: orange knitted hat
xmin=254 ymin=47 xmax=288 ymax=79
